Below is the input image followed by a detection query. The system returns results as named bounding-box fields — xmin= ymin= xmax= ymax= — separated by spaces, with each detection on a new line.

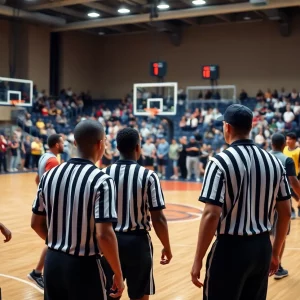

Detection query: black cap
xmin=217 ymin=104 xmax=253 ymax=129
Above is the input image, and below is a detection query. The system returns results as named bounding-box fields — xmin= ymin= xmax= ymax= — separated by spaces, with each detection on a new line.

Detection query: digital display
xmin=150 ymin=61 xmax=167 ymax=78
xmin=202 ymin=65 xmax=219 ymax=80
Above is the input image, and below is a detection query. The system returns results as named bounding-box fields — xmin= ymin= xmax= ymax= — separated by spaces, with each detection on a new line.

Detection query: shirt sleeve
xmin=285 ymin=158 xmax=296 ymax=177
xmin=32 ymin=176 xmax=46 ymax=215
xmin=199 ymin=160 xmax=226 ymax=207
xmin=147 ymin=173 xmax=166 ymax=211
xmin=277 ymin=172 xmax=292 ymax=201
xmin=45 ymin=157 xmax=59 ymax=171
xmin=94 ymin=178 xmax=118 ymax=223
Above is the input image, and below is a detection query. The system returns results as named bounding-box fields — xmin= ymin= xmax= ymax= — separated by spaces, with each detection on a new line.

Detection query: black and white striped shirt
xmin=104 ymin=160 xmax=165 ymax=232
xmin=200 ymin=140 xmax=291 ymax=236
xmin=32 ymin=158 xmax=117 ymax=256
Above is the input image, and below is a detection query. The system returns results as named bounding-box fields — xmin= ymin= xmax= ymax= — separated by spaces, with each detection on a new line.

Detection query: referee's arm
xmin=31 ymin=177 xmax=47 ymax=240
xmin=95 ymin=178 xmax=124 ymax=297
xmin=148 ymin=173 xmax=172 ymax=265
xmin=191 ymin=161 xmax=225 ymax=288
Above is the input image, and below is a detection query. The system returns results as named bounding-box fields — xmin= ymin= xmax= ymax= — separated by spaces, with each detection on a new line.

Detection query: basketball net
xmin=144 ymin=107 xmax=160 ymax=117
xmin=10 ymin=100 xmax=25 ymax=106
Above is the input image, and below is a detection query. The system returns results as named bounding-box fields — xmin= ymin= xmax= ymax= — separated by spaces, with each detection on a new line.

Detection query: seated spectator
xmin=283 ymin=104 xmax=296 ymax=130
xmin=279 ymin=87 xmax=288 ymax=100
xmin=56 ymin=113 xmax=67 ymax=126
xmin=36 ymin=118 xmax=45 ymax=132
xmin=239 ymin=89 xmax=248 ymax=101
xmin=291 ymin=89 xmax=299 ymax=102
xmin=265 ymin=108 xmax=275 ymax=123
xmin=140 ymin=121 xmax=150 ymax=139
xmin=269 ymin=118 xmax=278 ymax=131
xmin=47 ymin=124 xmax=56 ymax=136
xmin=24 ymin=114 xmax=33 ymax=127
xmin=103 ymin=108 xmax=112 ymax=121
xmin=179 ymin=116 xmax=187 ymax=129
xmin=264 ymin=88 xmax=272 ymax=100
xmin=256 ymin=89 xmax=264 ymax=101
xmin=272 ymin=89 xmax=279 ymax=99
xmin=255 ymin=127 xmax=266 ymax=148
xmin=41 ymin=106 xmax=49 ymax=116
xmin=276 ymin=118 xmax=285 ymax=132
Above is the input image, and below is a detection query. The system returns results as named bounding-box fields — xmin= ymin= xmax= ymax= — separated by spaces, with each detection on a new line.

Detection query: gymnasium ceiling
xmin=0 ymin=0 xmax=300 ymax=36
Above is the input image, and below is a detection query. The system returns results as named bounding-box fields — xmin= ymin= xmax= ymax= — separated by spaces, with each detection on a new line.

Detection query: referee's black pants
xmin=203 ymin=232 xmax=272 ymax=300
xmin=44 ymin=249 xmax=107 ymax=300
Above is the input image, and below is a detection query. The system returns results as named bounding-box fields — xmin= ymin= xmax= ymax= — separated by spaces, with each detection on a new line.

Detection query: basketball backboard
xmin=0 ymin=77 xmax=33 ymax=107
xmin=133 ymin=82 xmax=178 ymax=116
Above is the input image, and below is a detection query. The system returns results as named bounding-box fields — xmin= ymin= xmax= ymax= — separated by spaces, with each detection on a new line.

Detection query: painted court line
xmin=0 ymin=274 xmax=44 ymax=294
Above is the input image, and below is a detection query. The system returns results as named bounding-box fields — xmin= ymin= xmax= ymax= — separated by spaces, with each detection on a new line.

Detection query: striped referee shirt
xmin=103 ymin=160 xmax=165 ymax=232
xmin=200 ymin=139 xmax=291 ymax=236
xmin=32 ymin=158 xmax=117 ymax=256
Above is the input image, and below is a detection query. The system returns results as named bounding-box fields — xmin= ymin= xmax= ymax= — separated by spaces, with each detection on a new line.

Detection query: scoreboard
xmin=150 ymin=61 xmax=167 ymax=78
xmin=202 ymin=65 xmax=219 ymax=80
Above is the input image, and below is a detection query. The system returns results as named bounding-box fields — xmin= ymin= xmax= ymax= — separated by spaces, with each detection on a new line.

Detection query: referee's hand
xmin=191 ymin=261 xmax=203 ymax=288
xmin=0 ymin=223 xmax=12 ymax=243
xmin=269 ymin=254 xmax=280 ymax=277
xmin=109 ymin=274 xmax=124 ymax=298
xmin=161 ymin=248 xmax=172 ymax=265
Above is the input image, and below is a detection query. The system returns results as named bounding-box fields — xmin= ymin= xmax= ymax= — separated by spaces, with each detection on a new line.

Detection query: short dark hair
xmin=286 ymin=132 xmax=297 ymax=140
xmin=116 ymin=128 xmax=140 ymax=155
xmin=231 ymin=124 xmax=252 ymax=136
xmin=271 ymin=133 xmax=285 ymax=149
xmin=47 ymin=134 xmax=62 ymax=148
xmin=74 ymin=120 xmax=105 ymax=154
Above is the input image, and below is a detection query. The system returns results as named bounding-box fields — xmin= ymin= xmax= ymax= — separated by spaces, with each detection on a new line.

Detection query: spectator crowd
xmin=1 ymin=86 xmax=300 ymax=182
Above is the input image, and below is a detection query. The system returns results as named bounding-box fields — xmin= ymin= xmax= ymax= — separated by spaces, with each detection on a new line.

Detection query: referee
xmin=31 ymin=120 xmax=124 ymax=300
xmin=191 ymin=104 xmax=291 ymax=300
xmin=103 ymin=128 xmax=172 ymax=300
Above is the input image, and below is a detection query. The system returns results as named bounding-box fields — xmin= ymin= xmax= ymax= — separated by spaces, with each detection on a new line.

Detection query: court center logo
xmin=165 ymin=204 xmax=203 ymax=223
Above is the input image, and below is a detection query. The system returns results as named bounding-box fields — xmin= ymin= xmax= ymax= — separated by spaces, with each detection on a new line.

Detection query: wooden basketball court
xmin=0 ymin=173 xmax=299 ymax=300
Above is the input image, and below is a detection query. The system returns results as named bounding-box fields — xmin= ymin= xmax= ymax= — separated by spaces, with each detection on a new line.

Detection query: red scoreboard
xmin=150 ymin=61 xmax=167 ymax=78
xmin=202 ymin=65 xmax=219 ymax=80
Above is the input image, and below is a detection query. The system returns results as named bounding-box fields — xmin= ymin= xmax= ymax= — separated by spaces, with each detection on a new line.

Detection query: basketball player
xmin=142 ymin=137 xmax=156 ymax=170
xmin=0 ymin=222 xmax=12 ymax=242
xmin=191 ymin=104 xmax=291 ymax=300
xmin=283 ymin=132 xmax=300 ymax=219
xmin=103 ymin=128 xmax=172 ymax=300
xmin=28 ymin=134 xmax=64 ymax=289
xmin=270 ymin=133 xmax=300 ymax=279
xmin=31 ymin=120 xmax=124 ymax=300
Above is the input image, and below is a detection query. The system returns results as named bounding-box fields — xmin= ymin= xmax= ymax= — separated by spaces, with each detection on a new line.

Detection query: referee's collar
xmin=230 ymin=139 xmax=255 ymax=146
xmin=68 ymin=158 xmax=94 ymax=165
xmin=115 ymin=159 xmax=137 ymax=165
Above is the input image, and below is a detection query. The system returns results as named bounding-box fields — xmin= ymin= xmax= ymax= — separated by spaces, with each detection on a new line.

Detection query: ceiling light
xmin=244 ymin=16 xmax=251 ymax=20
xmin=157 ymin=1 xmax=170 ymax=10
xmin=118 ymin=6 xmax=130 ymax=14
xmin=192 ymin=0 xmax=206 ymax=5
xmin=87 ymin=12 xmax=100 ymax=18
xmin=98 ymin=31 xmax=105 ymax=36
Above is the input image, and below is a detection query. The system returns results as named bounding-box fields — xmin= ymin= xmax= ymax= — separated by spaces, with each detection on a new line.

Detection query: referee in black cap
xmin=191 ymin=104 xmax=291 ymax=300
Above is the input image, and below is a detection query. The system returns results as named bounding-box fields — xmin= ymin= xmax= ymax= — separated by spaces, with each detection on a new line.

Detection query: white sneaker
xmin=186 ymin=177 xmax=191 ymax=181
xmin=173 ymin=176 xmax=178 ymax=180
xmin=170 ymin=175 xmax=175 ymax=179
xmin=14 ymin=168 xmax=18 ymax=172
xmin=196 ymin=178 xmax=201 ymax=182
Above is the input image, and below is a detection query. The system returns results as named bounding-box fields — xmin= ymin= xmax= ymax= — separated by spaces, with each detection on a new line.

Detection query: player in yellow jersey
xmin=284 ymin=132 xmax=300 ymax=219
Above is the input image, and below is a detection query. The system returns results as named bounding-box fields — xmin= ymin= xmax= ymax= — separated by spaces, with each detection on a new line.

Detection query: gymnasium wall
xmin=0 ymin=20 xmax=10 ymax=77
xmin=59 ymin=31 xmax=103 ymax=97
xmin=97 ymin=19 xmax=300 ymax=98
xmin=0 ymin=19 xmax=50 ymax=91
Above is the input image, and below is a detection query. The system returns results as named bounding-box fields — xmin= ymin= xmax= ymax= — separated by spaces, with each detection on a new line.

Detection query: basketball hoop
xmin=10 ymin=100 xmax=25 ymax=106
xmin=144 ymin=107 xmax=160 ymax=117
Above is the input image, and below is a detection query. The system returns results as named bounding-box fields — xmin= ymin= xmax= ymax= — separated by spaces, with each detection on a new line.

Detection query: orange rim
xmin=144 ymin=107 xmax=160 ymax=116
